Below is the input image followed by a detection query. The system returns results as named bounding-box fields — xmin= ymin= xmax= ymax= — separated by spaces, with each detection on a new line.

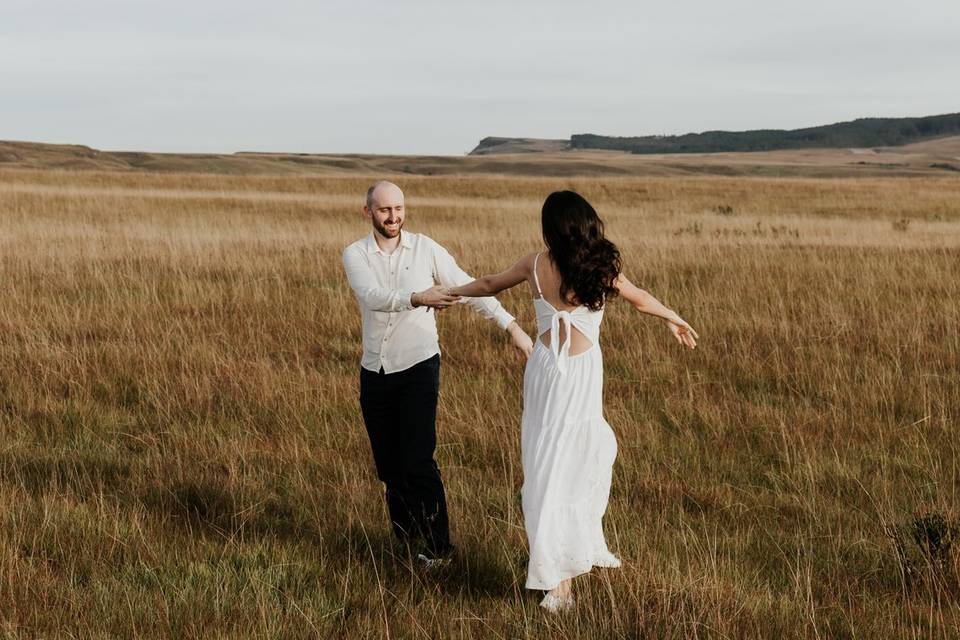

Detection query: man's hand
xmin=506 ymin=321 xmax=534 ymax=358
xmin=412 ymin=285 xmax=461 ymax=309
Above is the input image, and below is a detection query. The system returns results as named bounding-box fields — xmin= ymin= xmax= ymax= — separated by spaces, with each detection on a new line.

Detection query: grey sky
xmin=3 ymin=0 xmax=958 ymax=155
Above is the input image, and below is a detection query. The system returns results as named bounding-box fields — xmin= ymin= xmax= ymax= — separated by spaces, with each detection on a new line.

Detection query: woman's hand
xmin=412 ymin=285 xmax=461 ymax=309
xmin=507 ymin=321 xmax=534 ymax=358
xmin=666 ymin=317 xmax=699 ymax=349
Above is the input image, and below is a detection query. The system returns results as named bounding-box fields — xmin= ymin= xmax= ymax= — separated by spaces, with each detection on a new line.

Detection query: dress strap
xmin=532 ymin=252 xmax=544 ymax=297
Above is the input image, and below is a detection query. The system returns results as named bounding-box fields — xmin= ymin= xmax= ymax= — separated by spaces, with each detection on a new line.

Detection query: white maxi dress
xmin=521 ymin=253 xmax=621 ymax=590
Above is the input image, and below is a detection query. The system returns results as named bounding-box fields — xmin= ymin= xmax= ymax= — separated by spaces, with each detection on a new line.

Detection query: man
xmin=342 ymin=180 xmax=533 ymax=564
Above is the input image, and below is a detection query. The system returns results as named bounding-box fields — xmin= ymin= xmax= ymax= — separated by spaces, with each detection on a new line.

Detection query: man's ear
xmin=362 ymin=205 xmax=371 ymax=219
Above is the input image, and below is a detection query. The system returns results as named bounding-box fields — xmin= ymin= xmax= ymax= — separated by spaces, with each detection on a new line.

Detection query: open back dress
xmin=521 ymin=252 xmax=621 ymax=590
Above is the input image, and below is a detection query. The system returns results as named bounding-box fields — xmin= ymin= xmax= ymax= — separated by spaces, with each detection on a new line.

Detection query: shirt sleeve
xmin=429 ymin=240 xmax=515 ymax=330
xmin=342 ymin=245 xmax=415 ymax=312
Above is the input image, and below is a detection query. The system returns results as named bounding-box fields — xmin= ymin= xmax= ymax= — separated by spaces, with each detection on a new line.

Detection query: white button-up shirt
xmin=343 ymin=231 xmax=516 ymax=374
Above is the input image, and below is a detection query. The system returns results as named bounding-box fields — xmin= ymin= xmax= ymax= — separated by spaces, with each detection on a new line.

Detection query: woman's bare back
xmin=530 ymin=253 xmax=595 ymax=355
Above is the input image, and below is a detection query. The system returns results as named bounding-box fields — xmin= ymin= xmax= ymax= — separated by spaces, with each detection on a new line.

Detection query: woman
xmin=448 ymin=191 xmax=698 ymax=611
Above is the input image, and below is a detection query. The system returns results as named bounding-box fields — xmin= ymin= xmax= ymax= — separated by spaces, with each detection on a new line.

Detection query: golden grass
xmin=1 ymin=168 xmax=959 ymax=638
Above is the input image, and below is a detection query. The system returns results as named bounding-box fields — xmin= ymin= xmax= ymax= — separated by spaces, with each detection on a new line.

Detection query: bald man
xmin=342 ymin=181 xmax=532 ymax=564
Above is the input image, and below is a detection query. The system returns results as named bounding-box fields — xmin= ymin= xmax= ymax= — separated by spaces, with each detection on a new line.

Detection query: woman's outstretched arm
xmin=616 ymin=274 xmax=699 ymax=349
xmin=447 ymin=253 xmax=535 ymax=297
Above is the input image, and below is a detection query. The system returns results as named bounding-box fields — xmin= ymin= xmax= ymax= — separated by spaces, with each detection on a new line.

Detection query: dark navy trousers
xmin=359 ymin=354 xmax=452 ymax=556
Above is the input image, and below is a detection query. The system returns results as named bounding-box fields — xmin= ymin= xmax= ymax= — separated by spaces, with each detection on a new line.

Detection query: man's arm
xmin=438 ymin=250 xmax=534 ymax=357
xmin=342 ymin=245 xmax=414 ymax=312
xmin=430 ymin=241 xmax=516 ymax=329
xmin=342 ymin=245 xmax=458 ymax=312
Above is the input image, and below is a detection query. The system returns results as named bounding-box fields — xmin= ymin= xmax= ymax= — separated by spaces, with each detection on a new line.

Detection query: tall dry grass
xmin=0 ymin=168 xmax=959 ymax=638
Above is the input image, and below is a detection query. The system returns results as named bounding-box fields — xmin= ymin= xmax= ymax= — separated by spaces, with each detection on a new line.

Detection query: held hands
xmin=666 ymin=317 xmax=699 ymax=349
xmin=413 ymin=289 xmax=532 ymax=358
xmin=507 ymin=321 xmax=534 ymax=358
xmin=412 ymin=285 xmax=461 ymax=310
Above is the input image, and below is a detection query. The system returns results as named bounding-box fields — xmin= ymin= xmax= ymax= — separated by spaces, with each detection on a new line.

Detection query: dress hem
xmin=525 ymin=556 xmax=622 ymax=591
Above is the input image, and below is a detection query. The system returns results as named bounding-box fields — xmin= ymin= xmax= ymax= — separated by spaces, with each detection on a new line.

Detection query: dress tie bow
xmin=549 ymin=310 xmax=573 ymax=374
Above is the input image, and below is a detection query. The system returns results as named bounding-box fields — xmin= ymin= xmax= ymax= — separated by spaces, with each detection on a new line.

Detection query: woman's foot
xmin=540 ymin=579 xmax=574 ymax=612
xmin=539 ymin=592 xmax=574 ymax=612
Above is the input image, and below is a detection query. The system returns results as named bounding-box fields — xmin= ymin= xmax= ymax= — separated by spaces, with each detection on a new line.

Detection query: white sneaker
xmin=539 ymin=592 xmax=575 ymax=613
xmin=416 ymin=553 xmax=451 ymax=570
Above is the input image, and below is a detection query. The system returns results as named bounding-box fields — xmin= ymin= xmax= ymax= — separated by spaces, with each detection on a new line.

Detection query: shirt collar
xmin=365 ymin=230 xmax=413 ymax=254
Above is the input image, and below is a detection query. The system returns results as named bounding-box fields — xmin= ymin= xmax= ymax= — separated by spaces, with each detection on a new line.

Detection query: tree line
xmin=569 ymin=113 xmax=960 ymax=154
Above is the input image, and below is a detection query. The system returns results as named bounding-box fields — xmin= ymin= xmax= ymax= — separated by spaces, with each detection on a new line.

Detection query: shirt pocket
xmin=398 ymin=254 xmax=436 ymax=291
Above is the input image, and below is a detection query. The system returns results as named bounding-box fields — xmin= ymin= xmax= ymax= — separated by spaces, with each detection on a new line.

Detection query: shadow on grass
xmin=141 ymin=477 xmax=522 ymax=598
xmin=141 ymin=477 xmax=324 ymax=546
xmin=328 ymin=523 xmax=520 ymax=599
xmin=0 ymin=449 xmax=132 ymax=498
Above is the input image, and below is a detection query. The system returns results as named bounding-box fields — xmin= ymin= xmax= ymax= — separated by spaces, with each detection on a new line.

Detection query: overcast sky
xmin=3 ymin=0 xmax=958 ymax=155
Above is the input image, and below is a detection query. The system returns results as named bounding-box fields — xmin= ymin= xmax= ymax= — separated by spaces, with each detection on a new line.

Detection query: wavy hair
xmin=541 ymin=191 xmax=621 ymax=311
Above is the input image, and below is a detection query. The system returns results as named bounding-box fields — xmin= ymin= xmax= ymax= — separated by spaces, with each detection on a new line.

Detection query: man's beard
xmin=373 ymin=218 xmax=403 ymax=238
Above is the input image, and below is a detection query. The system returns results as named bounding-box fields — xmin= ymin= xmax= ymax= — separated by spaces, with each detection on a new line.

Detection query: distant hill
xmin=470 ymin=112 xmax=960 ymax=156
xmin=3 ymin=134 xmax=960 ymax=178
xmin=470 ymin=137 xmax=569 ymax=155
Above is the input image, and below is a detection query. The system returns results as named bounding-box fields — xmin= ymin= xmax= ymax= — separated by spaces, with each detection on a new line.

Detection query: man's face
xmin=365 ymin=185 xmax=405 ymax=239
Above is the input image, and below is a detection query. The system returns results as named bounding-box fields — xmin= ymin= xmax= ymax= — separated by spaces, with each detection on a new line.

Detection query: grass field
xmin=1 ymin=168 xmax=959 ymax=638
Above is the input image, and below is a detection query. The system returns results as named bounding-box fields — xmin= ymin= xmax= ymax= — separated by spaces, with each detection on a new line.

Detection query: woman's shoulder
xmin=504 ymin=251 xmax=539 ymax=273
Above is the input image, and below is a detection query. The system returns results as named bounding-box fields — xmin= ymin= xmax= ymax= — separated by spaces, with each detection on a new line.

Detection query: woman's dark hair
xmin=541 ymin=190 xmax=621 ymax=311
